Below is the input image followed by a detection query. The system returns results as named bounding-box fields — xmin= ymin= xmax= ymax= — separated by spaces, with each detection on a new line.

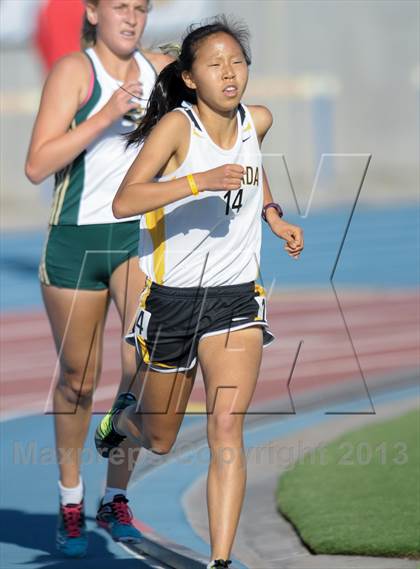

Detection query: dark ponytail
xmin=126 ymin=14 xmax=251 ymax=147
xmin=126 ymin=59 xmax=196 ymax=147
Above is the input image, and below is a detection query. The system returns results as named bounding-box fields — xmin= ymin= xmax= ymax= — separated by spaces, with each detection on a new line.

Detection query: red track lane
xmin=1 ymin=290 xmax=418 ymax=420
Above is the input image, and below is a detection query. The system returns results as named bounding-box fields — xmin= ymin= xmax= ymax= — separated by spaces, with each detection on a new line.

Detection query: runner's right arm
xmin=25 ymin=53 xmax=141 ymax=184
xmin=113 ymin=111 xmax=244 ymax=218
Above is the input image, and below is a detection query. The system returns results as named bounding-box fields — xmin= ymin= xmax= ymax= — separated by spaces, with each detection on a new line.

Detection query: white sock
xmin=58 ymin=477 xmax=83 ymax=505
xmin=102 ymin=486 xmax=127 ymax=505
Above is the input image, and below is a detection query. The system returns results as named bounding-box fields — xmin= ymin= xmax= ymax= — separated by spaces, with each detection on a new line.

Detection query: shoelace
xmin=111 ymin=494 xmax=133 ymax=525
xmin=62 ymin=503 xmax=84 ymax=538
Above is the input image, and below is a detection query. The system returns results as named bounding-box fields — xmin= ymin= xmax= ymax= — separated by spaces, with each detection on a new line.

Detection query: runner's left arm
xmin=249 ymin=105 xmax=304 ymax=259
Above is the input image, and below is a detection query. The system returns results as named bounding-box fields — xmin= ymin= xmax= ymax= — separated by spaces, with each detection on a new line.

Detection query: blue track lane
xmin=0 ymin=412 xmax=203 ymax=568
xmin=1 ymin=204 xmax=419 ymax=311
xmin=1 ymin=204 xmax=418 ymax=567
xmin=0 ymin=417 xmax=149 ymax=568
xmin=1 ymin=388 xmax=417 ymax=568
xmin=125 ymin=386 xmax=419 ymax=559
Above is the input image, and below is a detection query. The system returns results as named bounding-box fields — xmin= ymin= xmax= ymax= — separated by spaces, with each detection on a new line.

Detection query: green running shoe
xmin=95 ymin=392 xmax=136 ymax=458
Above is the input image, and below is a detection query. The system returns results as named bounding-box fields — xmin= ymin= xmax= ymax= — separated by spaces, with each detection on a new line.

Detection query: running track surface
xmin=1 ymin=289 xmax=419 ymax=419
xmin=2 ymin=204 xmax=419 ymax=418
xmin=1 ymin=204 xmax=418 ymax=567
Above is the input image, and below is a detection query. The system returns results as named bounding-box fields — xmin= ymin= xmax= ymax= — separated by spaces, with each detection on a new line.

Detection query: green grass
xmin=276 ymin=409 xmax=420 ymax=557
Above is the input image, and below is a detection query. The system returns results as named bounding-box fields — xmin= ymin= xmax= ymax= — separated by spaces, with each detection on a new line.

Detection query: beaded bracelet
xmin=262 ymin=202 xmax=283 ymax=222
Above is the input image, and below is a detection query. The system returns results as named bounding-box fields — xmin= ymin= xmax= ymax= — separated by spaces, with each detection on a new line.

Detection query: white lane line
xmin=117 ymin=541 xmax=171 ymax=568
xmin=2 ymin=321 xmax=418 ymax=381
xmin=2 ymin=355 xmax=418 ymax=421
xmin=1 ymin=296 xmax=417 ymax=339
xmin=3 ymin=336 xmax=418 ymax=386
xmin=4 ymin=323 xmax=419 ymax=367
xmin=2 ymin=310 xmax=417 ymax=346
xmin=259 ymin=356 xmax=418 ymax=382
xmin=0 ymin=384 xmax=121 ymax=418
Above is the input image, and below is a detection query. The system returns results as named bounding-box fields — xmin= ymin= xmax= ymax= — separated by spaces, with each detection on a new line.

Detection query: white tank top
xmin=139 ymin=102 xmax=263 ymax=287
xmin=49 ymin=47 xmax=156 ymax=226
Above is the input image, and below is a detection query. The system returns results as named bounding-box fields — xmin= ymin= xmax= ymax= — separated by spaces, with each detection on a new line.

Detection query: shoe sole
xmin=59 ymin=550 xmax=87 ymax=558
xmin=96 ymin=520 xmax=142 ymax=543
xmin=56 ymin=543 xmax=87 ymax=558
xmin=94 ymin=436 xmax=113 ymax=458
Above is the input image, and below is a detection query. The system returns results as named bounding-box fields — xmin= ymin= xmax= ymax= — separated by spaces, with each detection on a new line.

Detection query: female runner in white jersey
xmin=25 ymin=0 xmax=172 ymax=558
xmin=95 ymin=16 xmax=304 ymax=569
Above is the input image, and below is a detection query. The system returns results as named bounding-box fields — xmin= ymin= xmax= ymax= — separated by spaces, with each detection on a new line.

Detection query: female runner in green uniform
xmin=26 ymin=0 xmax=172 ymax=557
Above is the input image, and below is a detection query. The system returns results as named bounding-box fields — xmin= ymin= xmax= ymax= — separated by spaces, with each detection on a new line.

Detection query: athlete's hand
xmin=99 ymin=81 xmax=143 ymax=124
xmin=270 ymin=217 xmax=304 ymax=259
xmin=195 ymin=164 xmax=245 ymax=192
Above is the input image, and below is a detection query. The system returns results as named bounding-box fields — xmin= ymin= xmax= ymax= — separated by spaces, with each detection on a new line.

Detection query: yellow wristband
xmin=187 ymin=174 xmax=199 ymax=196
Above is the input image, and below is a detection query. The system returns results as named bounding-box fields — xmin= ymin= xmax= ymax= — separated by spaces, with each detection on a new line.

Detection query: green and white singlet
xmin=40 ymin=48 xmax=156 ymax=289
xmin=49 ymin=47 xmax=156 ymax=226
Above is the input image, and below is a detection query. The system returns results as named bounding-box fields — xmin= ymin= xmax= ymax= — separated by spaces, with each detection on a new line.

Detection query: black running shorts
xmin=126 ymin=278 xmax=275 ymax=373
